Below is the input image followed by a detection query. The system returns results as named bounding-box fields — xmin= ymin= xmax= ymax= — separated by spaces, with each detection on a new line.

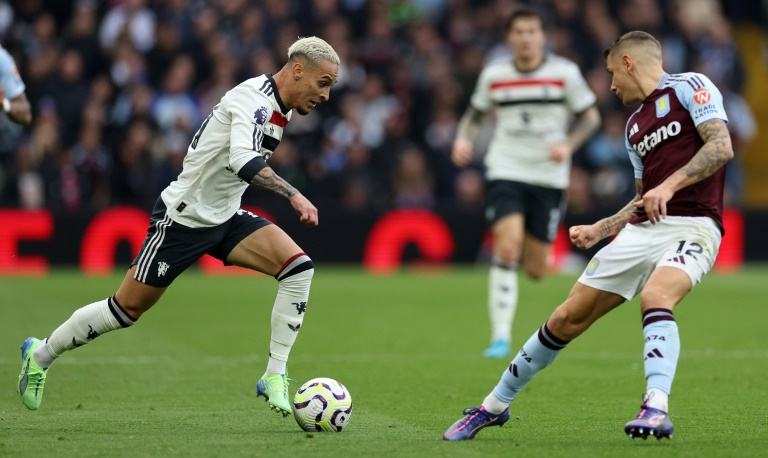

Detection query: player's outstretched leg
xmin=444 ymin=322 xmax=569 ymax=441
xmin=443 ymin=406 xmax=510 ymax=441
xmin=624 ymin=393 xmax=674 ymax=440
xmin=17 ymin=296 xmax=136 ymax=410
xmin=18 ymin=337 xmax=48 ymax=410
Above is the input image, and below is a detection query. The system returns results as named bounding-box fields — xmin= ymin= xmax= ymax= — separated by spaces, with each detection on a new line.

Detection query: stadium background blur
xmin=0 ymin=0 xmax=766 ymax=268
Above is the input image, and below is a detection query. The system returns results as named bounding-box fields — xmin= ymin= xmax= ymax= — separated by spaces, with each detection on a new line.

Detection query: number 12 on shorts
xmin=676 ymin=240 xmax=703 ymax=260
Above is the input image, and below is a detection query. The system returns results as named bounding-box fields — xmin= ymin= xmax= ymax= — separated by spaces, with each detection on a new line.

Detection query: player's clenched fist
xmin=569 ymin=224 xmax=601 ymax=250
xmin=290 ymin=194 xmax=319 ymax=227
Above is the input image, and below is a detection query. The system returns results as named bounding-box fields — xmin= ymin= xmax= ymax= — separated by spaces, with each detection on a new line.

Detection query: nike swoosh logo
xmin=19 ymin=359 xmax=30 ymax=395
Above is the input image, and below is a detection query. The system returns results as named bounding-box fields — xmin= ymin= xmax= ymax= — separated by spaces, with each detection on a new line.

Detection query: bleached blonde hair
xmin=287 ymin=36 xmax=340 ymax=66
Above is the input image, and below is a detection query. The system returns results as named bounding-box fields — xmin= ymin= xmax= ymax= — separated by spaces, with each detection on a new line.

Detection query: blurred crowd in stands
xmin=0 ymin=0 xmax=762 ymax=215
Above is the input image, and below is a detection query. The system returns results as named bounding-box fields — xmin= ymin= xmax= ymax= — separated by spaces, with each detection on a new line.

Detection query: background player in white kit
xmin=18 ymin=37 xmax=339 ymax=419
xmin=451 ymin=7 xmax=601 ymax=358
xmin=443 ymin=31 xmax=733 ymax=441
xmin=0 ymin=44 xmax=32 ymax=126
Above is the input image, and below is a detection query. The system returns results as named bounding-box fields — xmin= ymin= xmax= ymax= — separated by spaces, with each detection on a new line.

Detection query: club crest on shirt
xmin=254 ymin=106 xmax=269 ymax=125
xmin=585 ymin=258 xmax=600 ymax=276
xmin=655 ymin=94 xmax=670 ymax=118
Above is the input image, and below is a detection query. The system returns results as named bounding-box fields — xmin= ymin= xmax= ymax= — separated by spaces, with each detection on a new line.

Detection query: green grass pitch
xmin=1 ymin=266 xmax=766 ymax=457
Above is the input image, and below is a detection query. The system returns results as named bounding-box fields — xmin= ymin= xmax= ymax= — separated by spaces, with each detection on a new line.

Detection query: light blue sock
xmin=642 ymin=309 xmax=679 ymax=397
xmin=490 ymin=323 xmax=569 ymax=404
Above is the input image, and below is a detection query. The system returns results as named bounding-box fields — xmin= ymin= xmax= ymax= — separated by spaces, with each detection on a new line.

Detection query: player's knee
xmin=276 ymin=255 xmax=314 ymax=292
xmin=494 ymin=247 xmax=521 ymax=265
xmin=639 ymin=287 xmax=674 ymax=311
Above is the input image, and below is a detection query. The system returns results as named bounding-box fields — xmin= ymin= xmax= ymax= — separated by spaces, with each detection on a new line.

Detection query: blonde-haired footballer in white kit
xmin=451 ymin=7 xmax=601 ymax=358
xmin=444 ymin=30 xmax=733 ymax=442
xmin=18 ymin=37 xmax=340 ymax=419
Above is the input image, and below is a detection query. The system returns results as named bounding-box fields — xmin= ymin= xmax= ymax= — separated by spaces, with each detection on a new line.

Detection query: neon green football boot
xmin=256 ymin=373 xmax=292 ymax=417
xmin=18 ymin=337 xmax=48 ymax=410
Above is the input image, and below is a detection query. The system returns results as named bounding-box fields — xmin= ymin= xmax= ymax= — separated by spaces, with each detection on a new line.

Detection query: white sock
xmin=645 ymin=387 xmax=669 ymax=412
xmin=489 ymin=259 xmax=518 ymax=342
xmin=482 ymin=392 xmax=509 ymax=415
xmin=267 ymin=256 xmax=314 ymax=374
xmin=34 ymin=296 xmax=135 ymax=368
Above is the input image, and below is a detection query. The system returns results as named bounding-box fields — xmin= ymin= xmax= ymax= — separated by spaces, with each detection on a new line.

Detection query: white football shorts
xmin=578 ymin=216 xmax=722 ymax=301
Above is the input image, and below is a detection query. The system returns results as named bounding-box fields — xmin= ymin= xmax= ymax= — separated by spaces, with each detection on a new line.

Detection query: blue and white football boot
xmin=625 ymin=395 xmax=674 ymax=440
xmin=443 ymin=406 xmax=510 ymax=441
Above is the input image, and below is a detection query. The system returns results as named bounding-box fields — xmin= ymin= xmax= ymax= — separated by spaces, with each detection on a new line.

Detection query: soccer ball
xmin=293 ymin=377 xmax=353 ymax=432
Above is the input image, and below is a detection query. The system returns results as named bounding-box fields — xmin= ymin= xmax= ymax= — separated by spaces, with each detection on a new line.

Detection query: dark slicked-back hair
xmin=505 ymin=6 xmax=546 ymax=32
xmin=603 ymin=31 xmax=662 ymax=60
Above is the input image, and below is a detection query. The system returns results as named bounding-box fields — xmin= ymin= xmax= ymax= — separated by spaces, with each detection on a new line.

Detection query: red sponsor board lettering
xmin=714 ymin=209 xmax=744 ymax=272
xmin=363 ymin=209 xmax=455 ymax=274
xmin=80 ymin=207 xmax=150 ymax=275
xmin=0 ymin=210 xmax=52 ymax=275
xmin=0 ymin=207 xmax=751 ymax=275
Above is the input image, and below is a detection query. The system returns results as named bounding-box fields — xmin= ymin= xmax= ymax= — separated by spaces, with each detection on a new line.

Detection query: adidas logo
xmin=666 ymin=256 xmax=686 ymax=264
xmin=629 ymin=123 xmax=639 ymax=137
xmin=645 ymin=348 xmax=664 ymax=360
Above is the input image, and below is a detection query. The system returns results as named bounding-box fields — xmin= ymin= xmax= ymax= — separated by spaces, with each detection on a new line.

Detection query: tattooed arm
xmin=451 ymin=106 xmax=487 ymax=167
xmin=249 ymin=166 xmax=318 ymax=227
xmin=669 ymin=118 xmax=733 ymax=188
xmin=633 ymin=118 xmax=733 ymax=224
xmin=550 ymin=106 xmax=602 ymax=163
xmin=249 ymin=166 xmax=299 ymax=199
xmin=570 ymin=180 xmax=642 ymax=250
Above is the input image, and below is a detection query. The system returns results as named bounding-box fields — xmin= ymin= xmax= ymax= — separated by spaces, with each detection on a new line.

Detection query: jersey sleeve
xmin=227 ymin=87 xmax=271 ymax=176
xmin=626 ymin=136 xmax=643 ymax=179
xmin=563 ymin=61 xmax=596 ymax=114
xmin=673 ymin=73 xmax=728 ymax=127
xmin=469 ymin=65 xmax=493 ymax=112
xmin=0 ymin=47 xmax=25 ymax=99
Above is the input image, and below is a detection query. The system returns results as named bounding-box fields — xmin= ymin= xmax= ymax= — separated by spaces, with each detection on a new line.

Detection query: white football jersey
xmin=471 ymin=54 xmax=595 ymax=189
xmin=161 ymin=74 xmax=291 ymax=227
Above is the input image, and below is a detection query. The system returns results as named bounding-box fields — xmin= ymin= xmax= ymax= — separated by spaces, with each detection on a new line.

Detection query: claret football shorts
xmin=578 ymin=216 xmax=721 ymax=300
